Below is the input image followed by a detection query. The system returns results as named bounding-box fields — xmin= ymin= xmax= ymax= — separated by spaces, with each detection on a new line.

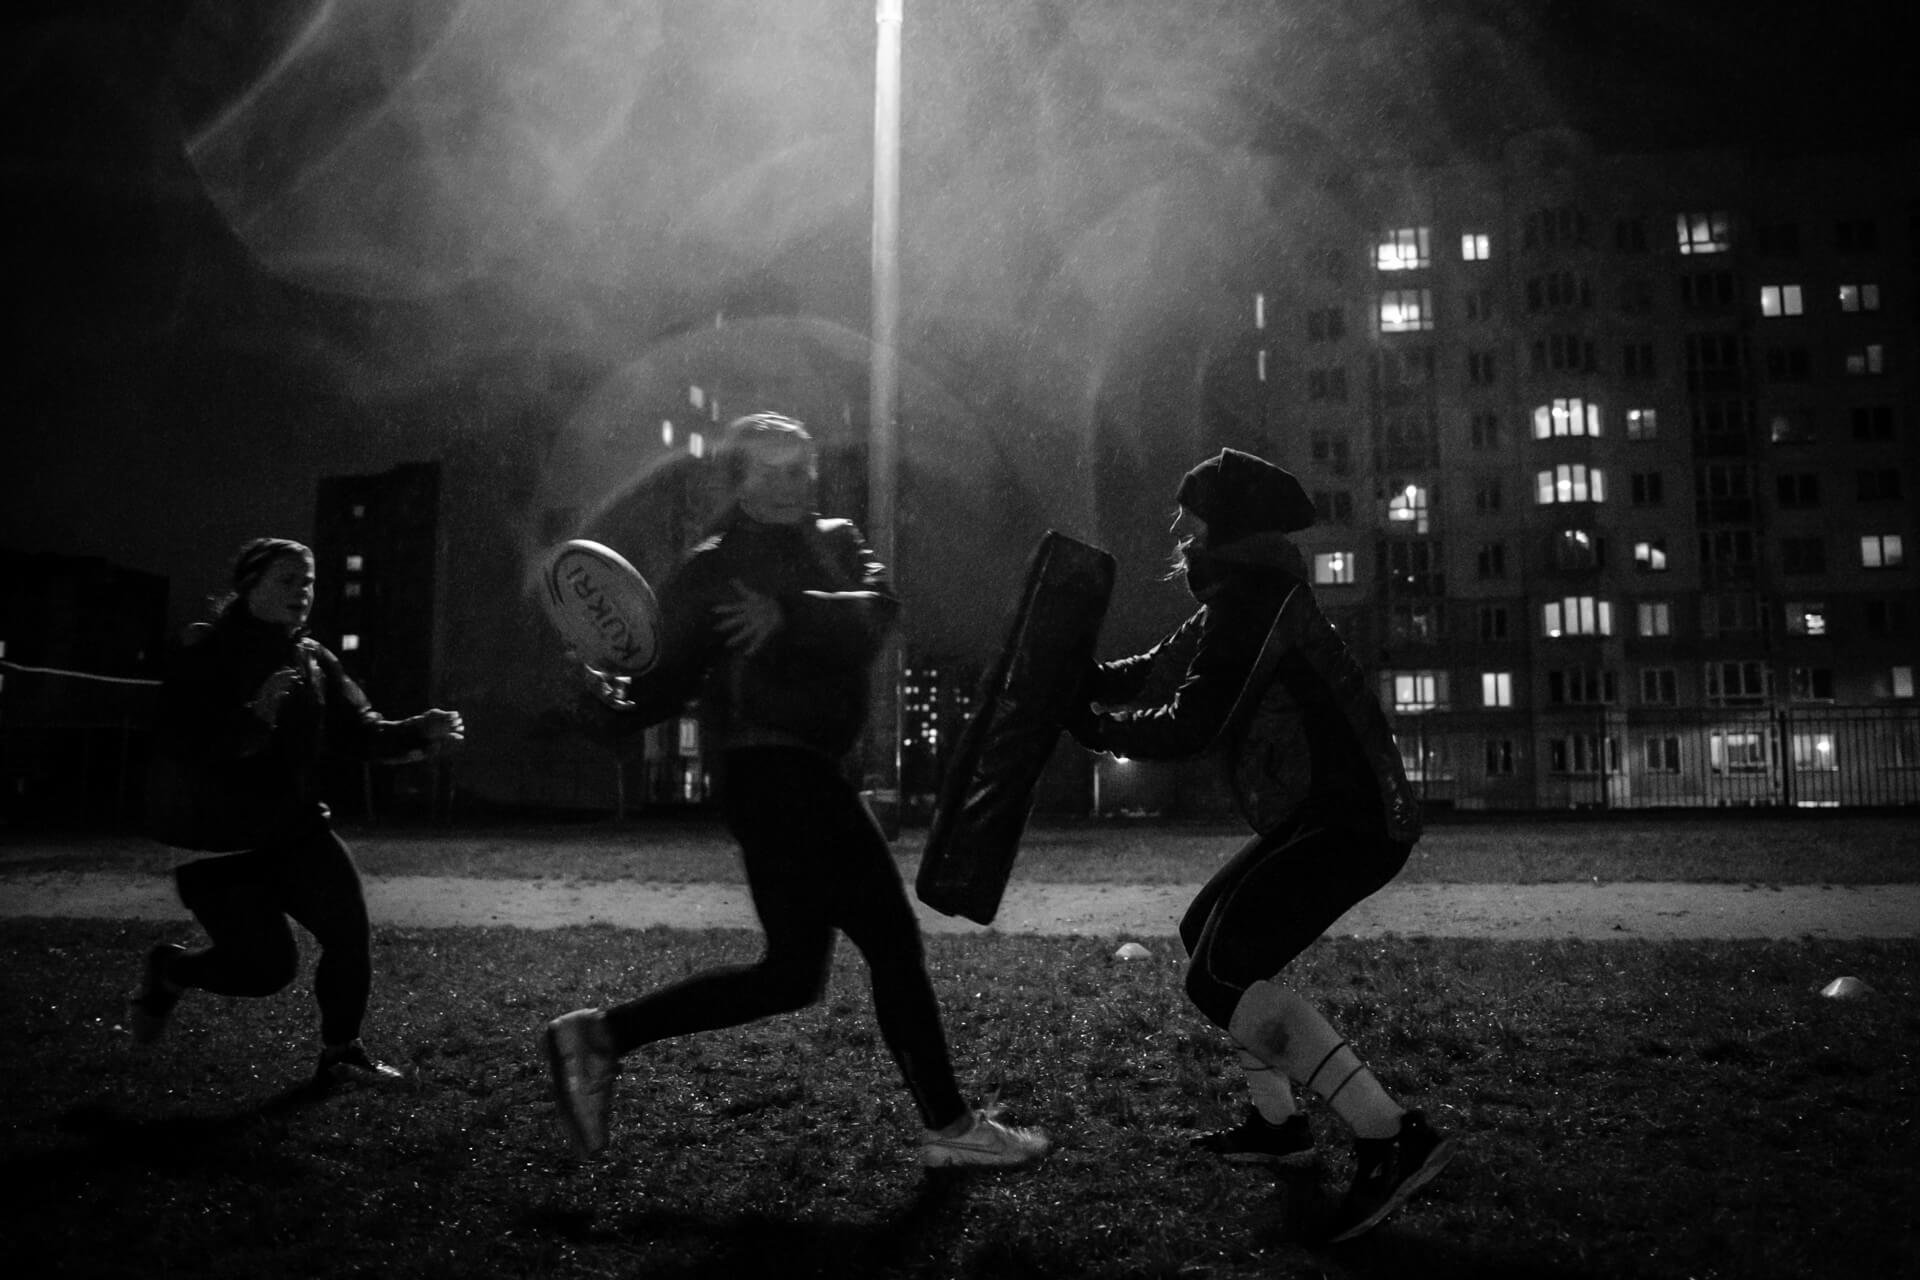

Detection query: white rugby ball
xmin=541 ymin=539 xmax=661 ymax=674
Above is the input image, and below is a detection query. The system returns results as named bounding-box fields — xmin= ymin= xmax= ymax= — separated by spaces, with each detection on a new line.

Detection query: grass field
xmin=3 ymin=914 xmax=1917 ymax=1278
xmin=4 ymin=811 xmax=1917 ymax=884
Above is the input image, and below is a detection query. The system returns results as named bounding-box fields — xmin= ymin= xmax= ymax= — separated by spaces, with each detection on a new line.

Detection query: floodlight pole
xmin=867 ymin=0 xmax=904 ymax=833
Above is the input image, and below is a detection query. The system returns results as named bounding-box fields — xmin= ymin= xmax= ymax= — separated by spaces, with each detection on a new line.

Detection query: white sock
xmin=1236 ymin=1046 xmax=1298 ymax=1124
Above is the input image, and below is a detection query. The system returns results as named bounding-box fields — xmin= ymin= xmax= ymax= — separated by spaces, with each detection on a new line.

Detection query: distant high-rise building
xmin=1209 ymin=130 xmax=1920 ymax=809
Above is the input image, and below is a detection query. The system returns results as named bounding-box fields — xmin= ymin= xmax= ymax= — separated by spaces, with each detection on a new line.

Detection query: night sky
xmin=5 ymin=0 xmax=1912 ymax=653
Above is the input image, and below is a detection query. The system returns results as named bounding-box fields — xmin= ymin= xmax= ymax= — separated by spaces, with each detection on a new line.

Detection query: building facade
xmin=1214 ymin=131 xmax=1919 ymax=809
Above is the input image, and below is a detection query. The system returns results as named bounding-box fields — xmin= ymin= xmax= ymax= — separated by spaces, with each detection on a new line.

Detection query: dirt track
xmin=3 ymin=871 xmax=1916 ymax=940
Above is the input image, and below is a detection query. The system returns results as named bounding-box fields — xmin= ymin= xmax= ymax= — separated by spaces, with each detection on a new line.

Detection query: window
xmin=1640 ymin=668 xmax=1678 ymax=705
xmin=1552 ymin=528 xmax=1602 ymax=572
xmin=1780 ymin=536 xmax=1825 ymax=575
xmin=1756 ymin=222 xmax=1801 ymax=256
xmin=1775 ymin=472 xmax=1818 ymax=509
xmin=1306 ymin=307 xmax=1346 ymax=340
xmin=343 ymin=582 xmax=363 ymax=599
xmin=1709 ymin=731 xmax=1768 ymax=773
xmin=1626 ymin=409 xmax=1658 ymax=441
xmin=1614 ymin=217 xmax=1648 ymax=252
xmin=1461 ymin=232 xmax=1491 ymax=261
xmin=1380 ymin=540 xmax=1444 ymax=594
xmin=1844 ymin=343 xmax=1885 ymax=376
xmin=1376 ymin=227 xmax=1431 ymax=271
xmin=1792 ymin=733 xmax=1838 ymax=773
xmin=1309 ymin=432 xmax=1351 ymax=473
xmin=1621 ymin=343 xmax=1657 ymax=378
xmin=1307 ymin=367 xmax=1349 ymax=401
xmin=1467 ymin=351 xmax=1497 ymax=384
xmin=1480 ymin=671 xmax=1513 ymax=708
xmin=1542 ymin=596 xmax=1612 ymax=638
xmin=1676 ymin=211 xmax=1731 ymax=255
xmin=1680 ymin=271 xmax=1736 ymax=308
xmin=1769 ymin=409 xmax=1816 ymax=444
xmin=1857 ymin=469 xmax=1903 ymax=502
xmin=1256 ymin=349 xmax=1268 ymax=383
xmin=1892 ymin=666 xmax=1916 ymax=699
xmin=1617 ymin=277 xmax=1655 ymax=313
xmin=1485 ymin=739 xmax=1517 ymax=776
xmin=1645 ymin=736 xmax=1681 ymax=773
xmin=1312 ymin=490 xmax=1354 ymax=524
xmin=1465 ymin=289 xmax=1497 ymax=322
xmin=1850 ymin=406 xmax=1894 ymax=440
xmin=1698 ymin=529 xmax=1756 ymax=570
xmin=1759 ymin=285 xmax=1803 ymax=317
xmin=1633 ymin=539 xmax=1669 ymax=572
xmin=350 ymin=503 xmax=367 ymax=519
xmin=1390 ymin=604 xmax=1443 ymax=644
xmin=1386 ymin=670 xmax=1449 ymax=713
xmin=1630 ymin=472 xmax=1664 ymax=507
xmin=1765 ymin=346 xmax=1812 ymax=382
xmin=1536 ymin=464 xmax=1606 ymax=505
xmin=1525 ymin=206 xmax=1590 ymax=249
xmin=1549 ymin=735 xmax=1614 ymax=776
xmin=1526 ymin=273 xmax=1593 ymax=310
xmin=344 ymin=554 xmax=365 ymax=572
xmin=1637 ymin=601 xmax=1672 ymax=637
xmin=1532 ymin=398 xmax=1601 ymax=439
xmin=1706 ymin=660 xmax=1771 ymax=706
xmin=1313 ymin=551 xmax=1356 ymax=586
xmin=1548 ymin=667 xmax=1617 ymax=705
xmin=1470 ymin=412 xmax=1502 ymax=449
xmin=340 ymin=634 xmax=361 ymax=651
xmin=1790 ymin=666 xmax=1835 ymax=701
xmin=1379 ymin=347 xmax=1435 ymax=387
xmin=1683 ymin=334 xmax=1746 ymax=388
xmin=1864 ymin=599 xmax=1909 ymax=636
xmin=1838 ymin=283 xmax=1882 ymax=313
xmin=1378 ymin=289 xmax=1434 ymax=332
xmin=1473 ymin=479 xmax=1503 ymax=514
xmin=1476 ymin=543 xmax=1507 ymax=580
xmin=1861 ymin=534 xmax=1905 ymax=569
xmin=1698 ymin=463 xmax=1756 ymax=519
xmin=1833 ymin=218 xmax=1877 ymax=252
xmin=1385 ymin=483 xmax=1431 ymax=533
xmin=1478 ymin=604 xmax=1510 ymax=641
xmin=1702 ymin=593 xmax=1765 ymax=638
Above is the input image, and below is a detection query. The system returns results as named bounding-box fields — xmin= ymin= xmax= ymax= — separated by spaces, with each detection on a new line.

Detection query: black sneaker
xmin=315 ymin=1041 xmax=409 ymax=1091
xmin=1324 ymin=1109 xmax=1455 ymax=1243
xmin=1191 ymin=1110 xmax=1315 ymax=1164
xmin=128 ymin=944 xmax=186 ymax=1044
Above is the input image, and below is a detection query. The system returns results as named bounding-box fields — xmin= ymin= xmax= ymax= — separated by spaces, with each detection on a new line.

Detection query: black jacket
xmin=618 ymin=511 xmax=896 ymax=760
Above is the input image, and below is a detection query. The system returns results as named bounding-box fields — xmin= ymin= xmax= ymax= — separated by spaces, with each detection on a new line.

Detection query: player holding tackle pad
xmin=539 ymin=412 xmax=1049 ymax=1170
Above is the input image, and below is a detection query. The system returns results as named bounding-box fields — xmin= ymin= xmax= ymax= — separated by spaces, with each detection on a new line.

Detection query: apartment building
xmin=1234 ymin=129 xmax=1919 ymax=809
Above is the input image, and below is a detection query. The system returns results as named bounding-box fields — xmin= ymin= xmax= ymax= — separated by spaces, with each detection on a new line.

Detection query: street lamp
xmin=866 ymin=0 xmax=904 ymax=829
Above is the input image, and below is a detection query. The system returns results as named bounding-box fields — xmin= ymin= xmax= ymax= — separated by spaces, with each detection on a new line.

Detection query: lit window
xmin=689 ymin=385 xmax=706 ymax=409
xmin=1313 ymin=552 xmax=1355 ymax=586
xmin=1676 ymin=211 xmax=1731 ymax=255
xmin=1461 ymin=232 xmax=1491 ymax=261
xmin=1709 ymin=731 xmax=1767 ymax=772
xmin=1785 ymin=602 xmax=1828 ymax=636
xmin=1706 ymin=661 xmax=1771 ymax=706
xmin=1377 ymin=289 xmax=1434 ymax=332
xmin=1253 ymin=292 xmax=1266 ymax=330
xmin=1894 ymin=666 xmax=1916 ymax=699
xmin=343 ymin=582 xmax=362 ymax=598
xmin=1844 ymin=344 xmax=1885 ymax=375
xmin=1256 ymin=348 xmax=1268 ymax=383
xmin=1792 ymin=733 xmax=1838 ymax=772
xmin=1480 ymin=671 xmax=1512 ymax=708
xmin=1531 ymin=398 xmax=1601 ymax=439
xmin=1837 ymin=283 xmax=1881 ymax=313
xmin=1633 ymin=540 xmax=1668 ymax=572
xmin=1636 ymin=602 xmax=1671 ymax=637
xmin=1861 ymin=534 xmax=1904 ymax=568
xmin=344 ymin=554 xmax=364 ymax=572
xmin=340 ymin=634 xmax=361 ymax=651
xmin=350 ymin=504 xmax=366 ymax=519
xmin=1542 ymin=596 xmax=1612 ymax=638
xmin=1386 ymin=670 xmax=1448 ymax=713
xmin=1759 ymin=285 xmax=1803 ymax=317
xmin=1375 ymin=227 xmax=1431 ymax=271
xmin=1645 ymin=736 xmax=1681 ymax=773
xmin=1535 ymin=464 xmax=1605 ymax=505
xmin=661 ymin=419 xmax=674 ymax=446
xmin=1385 ymin=484 xmax=1430 ymax=533
xmin=1626 ymin=409 xmax=1657 ymax=441
xmin=689 ymin=432 xmax=706 ymax=459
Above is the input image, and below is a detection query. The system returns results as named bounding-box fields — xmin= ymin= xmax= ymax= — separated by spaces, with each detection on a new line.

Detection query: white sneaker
xmin=921 ymin=1108 xmax=1052 ymax=1168
xmin=542 ymin=1009 xmax=616 ymax=1157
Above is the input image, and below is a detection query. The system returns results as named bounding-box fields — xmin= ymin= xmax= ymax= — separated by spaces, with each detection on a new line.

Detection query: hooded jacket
xmin=1073 ymin=451 xmax=1421 ymax=842
xmin=616 ymin=510 xmax=896 ymax=761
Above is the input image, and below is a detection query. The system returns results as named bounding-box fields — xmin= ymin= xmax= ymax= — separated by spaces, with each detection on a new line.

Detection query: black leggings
xmin=167 ymin=822 xmax=374 ymax=1047
xmin=1180 ymin=810 xmax=1412 ymax=1030
xmin=603 ymin=746 xmax=968 ymax=1130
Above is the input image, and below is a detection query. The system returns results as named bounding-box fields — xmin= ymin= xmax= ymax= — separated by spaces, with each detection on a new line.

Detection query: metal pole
xmin=867 ymin=0 xmax=903 ymax=832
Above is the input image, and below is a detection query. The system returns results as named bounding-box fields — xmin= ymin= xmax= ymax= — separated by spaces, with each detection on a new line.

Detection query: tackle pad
xmin=916 ymin=531 xmax=1115 ymax=924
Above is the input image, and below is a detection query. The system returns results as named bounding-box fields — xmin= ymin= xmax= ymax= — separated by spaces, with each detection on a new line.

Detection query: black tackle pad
xmin=916 ymin=531 xmax=1116 ymax=924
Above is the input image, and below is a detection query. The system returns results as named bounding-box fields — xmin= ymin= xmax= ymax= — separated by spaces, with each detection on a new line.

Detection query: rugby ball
xmin=541 ymin=540 xmax=661 ymax=674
